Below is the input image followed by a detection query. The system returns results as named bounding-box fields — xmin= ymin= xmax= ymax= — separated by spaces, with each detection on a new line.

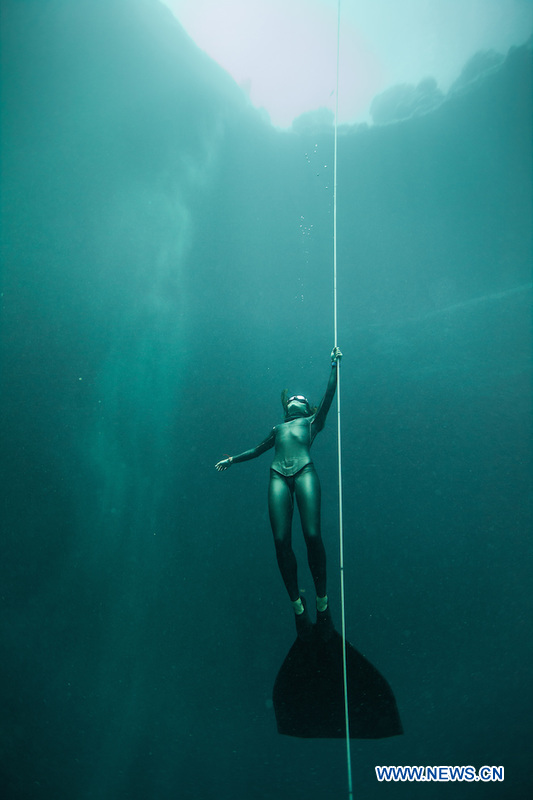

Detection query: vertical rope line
xmin=333 ymin=3 xmax=339 ymax=349
xmin=334 ymin=2 xmax=353 ymax=799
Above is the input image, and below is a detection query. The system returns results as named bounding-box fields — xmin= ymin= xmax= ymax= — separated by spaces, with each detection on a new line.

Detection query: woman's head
xmin=288 ymin=395 xmax=310 ymax=414
xmin=281 ymin=389 xmax=315 ymax=419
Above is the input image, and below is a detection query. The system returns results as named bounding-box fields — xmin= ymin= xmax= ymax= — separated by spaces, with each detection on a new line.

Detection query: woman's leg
xmin=268 ymin=471 xmax=299 ymax=602
xmin=295 ymin=466 xmax=327 ymax=598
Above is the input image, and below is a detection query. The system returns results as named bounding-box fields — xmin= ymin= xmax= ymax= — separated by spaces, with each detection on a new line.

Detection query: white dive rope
xmin=333 ymin=2 xmax=353 ymax=798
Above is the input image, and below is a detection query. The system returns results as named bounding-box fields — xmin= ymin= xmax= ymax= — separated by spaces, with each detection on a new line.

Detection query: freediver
xmin=215 ymin=346 xmax=342 ymax=640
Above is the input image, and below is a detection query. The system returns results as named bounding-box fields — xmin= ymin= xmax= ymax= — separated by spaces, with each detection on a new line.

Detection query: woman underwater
xmin=215 ymin=346 xmax=342 ymax=640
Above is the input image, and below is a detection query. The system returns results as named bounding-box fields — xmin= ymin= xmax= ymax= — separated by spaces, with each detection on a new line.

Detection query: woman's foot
xmin=293 ymin=597 xmax=313 ymax=641
xmin=316 ymin=594 xmax=328 ymax=612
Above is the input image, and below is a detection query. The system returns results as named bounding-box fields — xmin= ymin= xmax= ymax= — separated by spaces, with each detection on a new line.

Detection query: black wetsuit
xmin=232 ymin=364 xmax=338 ymax=602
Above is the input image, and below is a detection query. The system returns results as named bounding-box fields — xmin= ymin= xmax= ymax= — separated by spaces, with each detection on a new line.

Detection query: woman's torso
xmin=271 ymin=417 xmax=314 ymax=476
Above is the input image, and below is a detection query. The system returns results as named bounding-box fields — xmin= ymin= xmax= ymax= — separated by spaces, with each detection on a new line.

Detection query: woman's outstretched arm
xmin=312 ymin=347 xmax=342 ymax=434
xmin=215 ymin=428 xmax=276 ymax=471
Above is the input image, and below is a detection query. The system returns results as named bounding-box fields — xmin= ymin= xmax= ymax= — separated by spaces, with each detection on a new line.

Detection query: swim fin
xmin=273 ymin=626 xmax=402 ymax=739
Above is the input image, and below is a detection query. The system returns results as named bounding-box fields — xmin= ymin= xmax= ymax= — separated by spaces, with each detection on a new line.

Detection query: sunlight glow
xmin=160 ymin=0 xmax=532 ymax=128
xmin=161 ymin=0 xmax=382 ymax=127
